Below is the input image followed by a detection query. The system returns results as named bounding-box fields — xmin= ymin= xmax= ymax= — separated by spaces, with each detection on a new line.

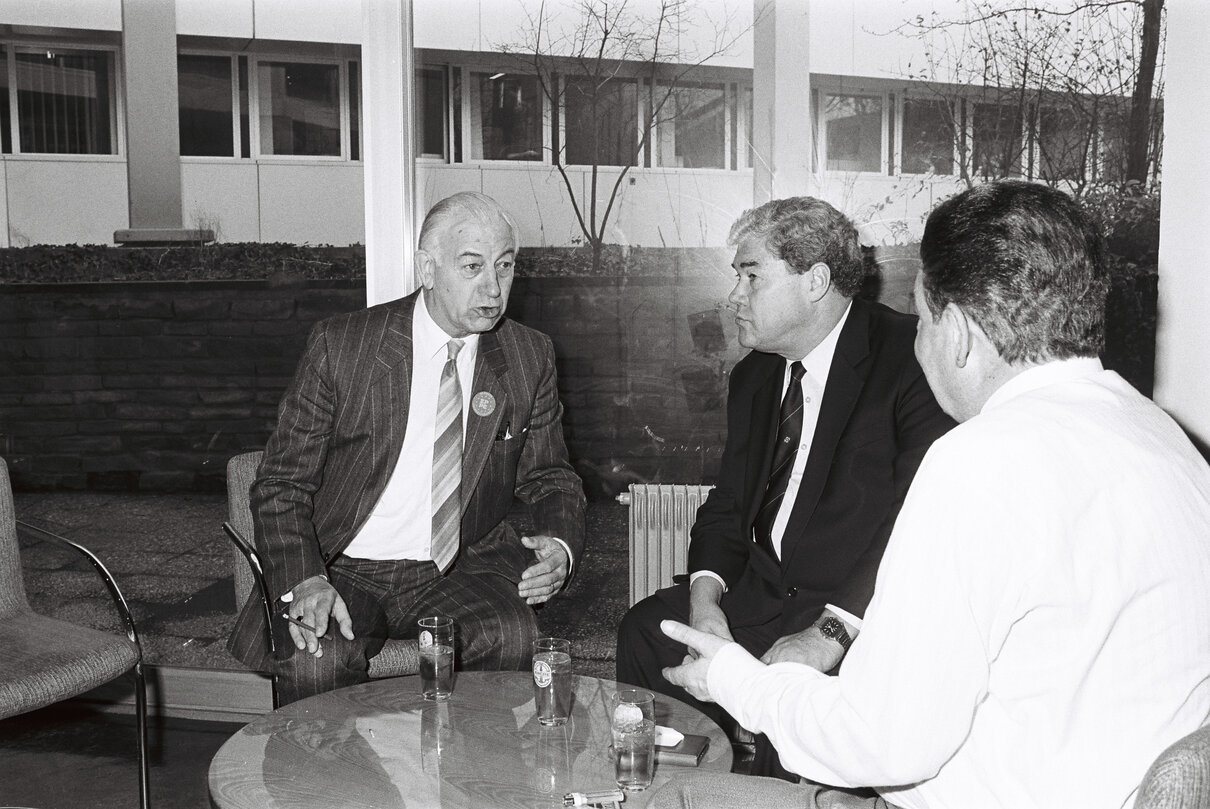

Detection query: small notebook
xmin=655 ymin=733 xmax=710 ymax=766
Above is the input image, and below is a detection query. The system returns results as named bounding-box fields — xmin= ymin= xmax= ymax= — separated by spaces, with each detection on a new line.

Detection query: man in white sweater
xmin=658 ymin=180 xmax=1210 ymax=809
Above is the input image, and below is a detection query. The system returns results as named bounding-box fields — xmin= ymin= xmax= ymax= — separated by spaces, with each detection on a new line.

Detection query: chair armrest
xmin=15 ymin=519 xmax=143 ymax=656
xmin=223 ymin=521 xmax=280 ymax=660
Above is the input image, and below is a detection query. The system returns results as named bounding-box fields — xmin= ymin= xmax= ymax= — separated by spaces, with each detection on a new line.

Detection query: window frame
xmin=415 ymin=62 xmax=452 ymax=163
xmin=248 ymin=54 xmax=353 ymax=162
xmin=558 ymin=72 xmax=645 ymax=169
xmin=650 ymin=79 xmax=731 ymax=171
xmin=896 ymin=93 xmax=960 ymax=177
xmin=2 ymin=41 xmax=123 ymax=159
xmin=177 ymin=50 xmax=241 ymax=160
xmin=456 ymin=66 xmax=550 ymax=165
xmin=816 ymin=86 xmax=890 ymax=176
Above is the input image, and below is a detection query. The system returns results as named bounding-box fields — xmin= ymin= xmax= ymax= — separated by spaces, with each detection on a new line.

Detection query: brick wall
xmin=0 ymin=268 xmax=745 ymax=495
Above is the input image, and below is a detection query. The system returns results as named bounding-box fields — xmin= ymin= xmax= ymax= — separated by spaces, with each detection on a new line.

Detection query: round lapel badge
xmin=472 ymin=391 xmax=496 ymax=417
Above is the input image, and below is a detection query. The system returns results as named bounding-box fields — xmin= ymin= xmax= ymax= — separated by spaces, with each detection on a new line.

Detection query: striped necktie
xmin=753 ymin=361 xmax=805 ymax=558
xmin=431 ymin=339 xmax=465 ymax=573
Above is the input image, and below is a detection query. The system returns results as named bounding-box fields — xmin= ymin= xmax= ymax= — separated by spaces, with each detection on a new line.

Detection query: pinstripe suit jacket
xmin=229 ymin=290 xmax=586 ymax=667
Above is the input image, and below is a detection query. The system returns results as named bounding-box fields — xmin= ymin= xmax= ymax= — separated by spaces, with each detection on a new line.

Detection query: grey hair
xmin=417 ymin=191 xmax=521 ymax=253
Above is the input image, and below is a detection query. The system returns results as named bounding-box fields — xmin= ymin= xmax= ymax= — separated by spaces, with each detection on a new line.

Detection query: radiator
xmin=617 ymin=483 xmax=715 ymax=606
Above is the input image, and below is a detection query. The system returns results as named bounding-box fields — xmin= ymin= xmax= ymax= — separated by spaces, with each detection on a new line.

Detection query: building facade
xmin=0 ymin=0 xmax=1143 ymax=249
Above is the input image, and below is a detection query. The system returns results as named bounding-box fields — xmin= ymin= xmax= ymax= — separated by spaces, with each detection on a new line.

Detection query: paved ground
xmin=13 ymin=492 xmax=629 ymax=679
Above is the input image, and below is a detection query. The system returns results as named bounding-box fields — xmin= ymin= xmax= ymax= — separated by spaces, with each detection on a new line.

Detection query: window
xmin=0 ymin=47 xmax=9 ymax=154
xmin=739 ymin=85 xmax=753 ymax=170
xmin=179 ymin=54 xmax=234 ymax=157
xmin=1036 ymin=106 xmax=1086 ymax=182
xmin=656 ymin=83 xmax=726 ymax=169
xmin=824 ymin=93 xmax=882 ymax=173
xmin=1093 ymin=105 xmax=1131 ymax=185
xmin=348 ymin=61 xmax=360 ymax=161
xmin=902 ymin=98 xmax=955 ymax=175
xmin=257 ymin=60 xmax=341 ymax=157
xmin=416 ymin=66 xmax=448 ymax=159
xmin=13 ymin=48 xmax=115 ymax=154
xmin=972 ymin=102 xmax=1023 ymax=179
xmin=564 ymin=76 xmax=638 ymax=166
xmin=469 ymin=72 xmax=542 ymax=161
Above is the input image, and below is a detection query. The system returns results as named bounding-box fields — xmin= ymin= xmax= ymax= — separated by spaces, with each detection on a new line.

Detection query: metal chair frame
xmin=12 ymin=519 xmax=149 ymax=809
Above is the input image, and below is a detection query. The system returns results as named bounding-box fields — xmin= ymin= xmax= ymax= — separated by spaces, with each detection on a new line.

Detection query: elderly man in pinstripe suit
xmin=229 ymin=192 xmax=586 ymax=704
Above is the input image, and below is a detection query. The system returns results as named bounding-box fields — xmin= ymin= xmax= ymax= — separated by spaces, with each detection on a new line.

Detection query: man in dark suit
xmin=229 ymin=191 xmax=585 ymax=704
xmin=616 ymin=197 xmax=953 ymax=778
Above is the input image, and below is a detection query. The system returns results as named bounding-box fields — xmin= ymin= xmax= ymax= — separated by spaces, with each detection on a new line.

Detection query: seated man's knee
xmin=274 ymin=637 xmax=370 ymax=704
xmin=620 ymin=589 xmax=682 ymax=646
xmin=461 ymin=597 xmax=538 ymax=671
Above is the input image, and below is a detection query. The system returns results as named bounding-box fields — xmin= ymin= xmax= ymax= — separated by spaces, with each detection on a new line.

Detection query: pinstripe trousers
xmin=274 ymin=554 xmax=538 ymax=705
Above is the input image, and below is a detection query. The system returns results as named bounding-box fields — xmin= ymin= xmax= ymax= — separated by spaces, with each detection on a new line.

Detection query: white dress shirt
xmin=344 ymin=292 xmax=480 ymax=561
xmin=706 ymin=358 xmax=1210 ymax=809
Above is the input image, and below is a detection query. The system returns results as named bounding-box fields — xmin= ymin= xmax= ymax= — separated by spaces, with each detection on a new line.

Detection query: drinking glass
xmin=611 ymin=688 xmax=655 ymax=791
xmin=417 ymin=616 xmax=454 ymax=700
xmin=532 ymin=637 xmax=573 ymax=725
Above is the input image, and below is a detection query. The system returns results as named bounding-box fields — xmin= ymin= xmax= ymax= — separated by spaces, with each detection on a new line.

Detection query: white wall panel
xmin=175 ymin=0 xmax=253 ymax=38
xmin=4 ymin=159 xmax=128 ymax=246
xmin=0 ymin=0 xmax=121 ymax=30
xmin=258 ymin=162 xmax=365 ymax=245
xmin=481 ymin=166 xmax=581 ymax=248
xmin=415 ymin=164 xmax=483 ymax=214
xmin=181 ymin=161 xmax=261 ymax=242
xmin=254 ymin=0 xmax=360 ymax=44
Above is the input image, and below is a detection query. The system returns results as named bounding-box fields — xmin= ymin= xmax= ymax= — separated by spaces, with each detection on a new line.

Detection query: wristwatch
xmin=818 ymin=616 xmax=853 ymax=651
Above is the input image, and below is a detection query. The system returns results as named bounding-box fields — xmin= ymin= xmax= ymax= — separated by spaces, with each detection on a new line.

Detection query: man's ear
xmin=941 ymin=302 xmax=974 ymax=369
xmin=805 ymin=261 xmax=832 ymax=301
xmin=414 ymin=249 xmax=435 ymax=290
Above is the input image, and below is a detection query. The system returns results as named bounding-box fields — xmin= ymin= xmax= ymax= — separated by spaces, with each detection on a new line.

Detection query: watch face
xmin=820 ymin=617 xmax=851 ymax=648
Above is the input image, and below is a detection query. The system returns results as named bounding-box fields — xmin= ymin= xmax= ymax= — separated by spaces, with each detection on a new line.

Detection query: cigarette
xmin=281 ymin=612 xmax=323 ymax=636
xmin=563 ymin=790 xmax=625 ymax=806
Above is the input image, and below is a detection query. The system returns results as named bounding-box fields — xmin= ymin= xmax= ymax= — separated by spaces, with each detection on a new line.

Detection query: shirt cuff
xmin=706 ymin=643 xmax=768 ymax=725
xmin=689 ymin=570 xmax=727 ymax=592
xmin=551 ymin=536 xmax=575 ymax=580
xmin=825 ymin=603 xmax=863 ymax=632
xmin=707 ymin=642 xmax=828 ymax=735
xmin=280 ymin=573 xmax=329 ymax=603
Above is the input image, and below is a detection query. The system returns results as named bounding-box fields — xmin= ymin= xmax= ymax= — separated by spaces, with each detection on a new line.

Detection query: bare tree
xmin=889 ymin=0 xmax=1164 ymax=196
xmin=500 ymin=0 xmax=748 ymax=272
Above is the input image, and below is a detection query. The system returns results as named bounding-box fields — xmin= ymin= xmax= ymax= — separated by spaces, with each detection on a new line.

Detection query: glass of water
xmin=417 ymin=616 xmax=454 ymax=701
xmin=532 ymin=637 xmax=573 ymax=725
xmin=611 ymin=688 xmax=655 ymax=791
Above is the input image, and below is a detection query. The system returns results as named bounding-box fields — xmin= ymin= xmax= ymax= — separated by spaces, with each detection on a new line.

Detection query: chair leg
xmin=133 ymin=662 xmax=150 ymax=809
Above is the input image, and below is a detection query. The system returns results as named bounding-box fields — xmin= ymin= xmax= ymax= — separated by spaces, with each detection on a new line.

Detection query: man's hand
xmin=282 ymin=575 xmax=354 ymax=656
xmin=518 ymin=535 xmax=569 ymax=605
xmin=660 ymin=620 xmax=733 ymax=702
xmin=760 ymin=613 xmax=857 ymax=672
xmin=688 ymin=577 xmax=734 ymax=645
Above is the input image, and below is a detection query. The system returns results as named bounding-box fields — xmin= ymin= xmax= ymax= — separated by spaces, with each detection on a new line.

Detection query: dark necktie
xmin=753 ymin=361 xmax=805 ymax=557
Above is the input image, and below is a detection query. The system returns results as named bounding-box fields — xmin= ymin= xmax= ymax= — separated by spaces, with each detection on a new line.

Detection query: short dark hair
xmin=728 ymin=197 xmax=868 ymax=297
xmin=919 ymin=180 xmax=1109 ymax=363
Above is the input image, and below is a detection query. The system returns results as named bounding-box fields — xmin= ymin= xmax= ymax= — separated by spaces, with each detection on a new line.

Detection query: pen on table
xmin=280 ymin=612 xmax=324 ymax=637
xmin=563 ymin=793 xmax=623 ymax=807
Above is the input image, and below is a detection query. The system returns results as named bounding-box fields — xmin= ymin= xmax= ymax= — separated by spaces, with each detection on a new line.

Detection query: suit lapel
xmin=461 ymin=328 xmax=508 ymax=514
xmin=779 ymin=299 xmax=872 ymax=570
xmin=745 ymin=355 xmax=786 ymax=528
xmin=362 ymin=294 xmax=416 ymax=530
